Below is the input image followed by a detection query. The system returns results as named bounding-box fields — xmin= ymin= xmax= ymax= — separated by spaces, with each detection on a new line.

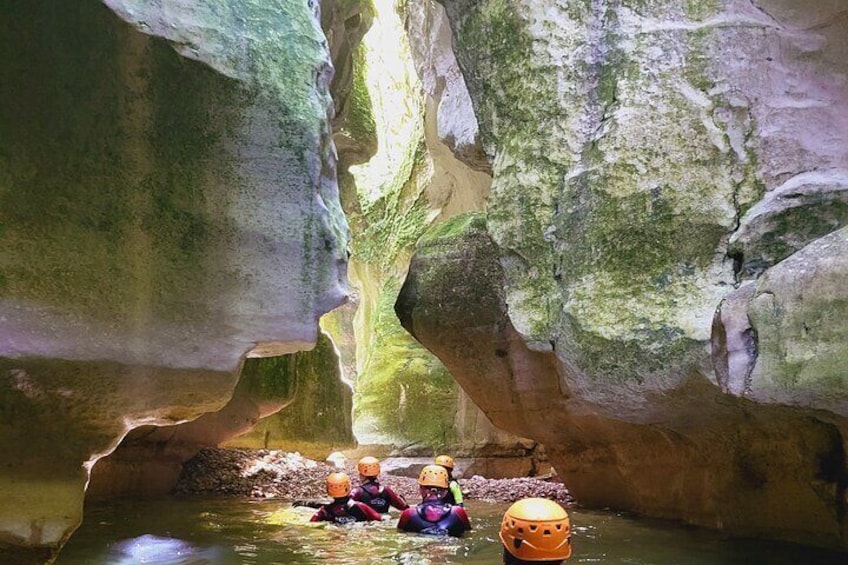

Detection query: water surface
xmin=56 ymin=497 xmax=844 ymax=564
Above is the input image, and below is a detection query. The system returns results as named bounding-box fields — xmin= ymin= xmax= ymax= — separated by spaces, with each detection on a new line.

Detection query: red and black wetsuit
xmin=351 ymin=481 xmax=409 ymax=514
xmin=397 ymin=500 xmax=471 ymax=537
xmin=310 ymin=497 xmax=383 ymax=524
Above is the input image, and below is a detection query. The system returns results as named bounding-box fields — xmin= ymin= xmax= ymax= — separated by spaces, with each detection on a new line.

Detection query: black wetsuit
xmin=351 ymin=481 xmax=409 ymax=513
xmin=397 ymin=500 xmax=471 ymax=537
xmin=310 ymin=497 xmax=382 ymax=524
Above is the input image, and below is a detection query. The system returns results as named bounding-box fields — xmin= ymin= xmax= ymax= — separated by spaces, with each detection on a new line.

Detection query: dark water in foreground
xmin=56 ymin=497 xmax=845 ymax=564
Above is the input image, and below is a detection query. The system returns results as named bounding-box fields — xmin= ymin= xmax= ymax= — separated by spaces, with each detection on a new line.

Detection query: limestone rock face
xmin=88 ymin=331 xmax=354 ymax=497
xmin=0 ymin=0 xmax=346 ymax=562
xmin=405 ymin=0 xmax=490 ymax=174
xmin=342 ymin=0 xmax=513 ymax=457
xmin=398 ymin=214 xmax=847 ymax=548
xmin=323 ymin=0 xmax=378 ymax=167
xmin=729 ymin=171 xmax=848 ymax=278
xmin=746 ymin=227 xmax=848 ymax=413
xmin=402 ymin=0 xmax=848 ymax=548
xmin=223 ymin=331 xmax=356 ymax=458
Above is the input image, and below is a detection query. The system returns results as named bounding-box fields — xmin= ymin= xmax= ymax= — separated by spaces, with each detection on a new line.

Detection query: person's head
xmin=500 ymin=498 xmax=571 ymax=564
xmin=417 ymin=464 xmax=449 ymax=502
xmin=434 ymin=454 xmax=455 ymax=477
xmin=357 ymin=456 xmax=381 ymax=481
xmin=326 ymin=472 xmax=352 ymax=499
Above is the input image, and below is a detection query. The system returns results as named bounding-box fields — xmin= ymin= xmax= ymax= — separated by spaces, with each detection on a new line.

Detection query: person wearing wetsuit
xmin=310 ymin=472 xmax=382 ymax=524
xmin=500 ymin=498 xmax=572 ymax=564
xmin=435 ymin=454 xmax=464 ymax=506
xmin=397 ymin=465 xmax=471 ymax=537
xmin=350 ymin=456 xmax=409 ymax=514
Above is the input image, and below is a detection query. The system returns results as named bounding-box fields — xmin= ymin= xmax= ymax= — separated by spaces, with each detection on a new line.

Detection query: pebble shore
xmin=174 ymin=448 xmax=572 ymax=505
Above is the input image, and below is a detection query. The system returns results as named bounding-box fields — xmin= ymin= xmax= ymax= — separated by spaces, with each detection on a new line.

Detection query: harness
xmin=356 ymin=482 xmax=389 ymax=513
xmin=325 ymin=499 xmax=361 ymax=525
xmin=405 ymin=501 xmax=467 ymax=536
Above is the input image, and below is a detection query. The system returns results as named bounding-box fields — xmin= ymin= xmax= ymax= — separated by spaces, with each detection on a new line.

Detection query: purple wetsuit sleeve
xmin=384 ymin=486 xmax=409 ymax=510
xmin=454 ymin=506 xmax=471 ymax=530
xmin=397 ymin=507 xmax=414 ymax=530
xmin=310 ymin=506 xmax=328 ymax=522
xmin=354 ymin=501 xmax=383 ymax=521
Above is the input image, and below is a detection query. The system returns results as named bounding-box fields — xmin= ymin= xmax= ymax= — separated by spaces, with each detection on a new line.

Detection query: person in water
xmin=350 ymin=456 xmax=409 ymax=514
xmin=500 ymin=498 xmax=572 ymax=564
xmin=397 ymin=464 xmax=471 ymax=537
xmin=434 ymin=454 xmax=464 ymax=506
xmin=310 ymin=472 xmax=383 ymax=524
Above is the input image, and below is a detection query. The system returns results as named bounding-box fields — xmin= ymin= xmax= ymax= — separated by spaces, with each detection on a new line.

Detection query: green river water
xmin=56 ymin=498 xmax=845 ymax=564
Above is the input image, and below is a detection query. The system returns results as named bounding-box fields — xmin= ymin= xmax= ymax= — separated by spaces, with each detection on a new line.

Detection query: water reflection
xmin=56 ymin=498 xmax=845 ymax=564
xmin=107 ymin=533 xmax=221 ymax=564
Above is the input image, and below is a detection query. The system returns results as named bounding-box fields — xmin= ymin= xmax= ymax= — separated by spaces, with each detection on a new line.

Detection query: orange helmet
xmin=434 ymin=454 xmax=455 ymax=470
xmin=326 ymin=472 xmax=352 ymax=498
xmin=418 ymin=464 xmax=449 ymax=488
xmin=500 ymin=498 xmax=572 ymax=561
xmin=357 ymin=456 xmax=381 ymax=478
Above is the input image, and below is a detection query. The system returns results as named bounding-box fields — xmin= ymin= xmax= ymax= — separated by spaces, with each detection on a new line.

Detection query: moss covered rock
xmin=415 ymin=0 xmax=848 ymax=548
xmin=224 ymin=331 xmax=355 ymax=458
xmin=0 ymin=0 xmax=347 ymax=561
xmin=746 ymin=227 xmax=848 ymax=413
xmin=342 ymin=0 xmax=510 ymax=455
xmin=399 ymin=212 xmax=848 ymax=549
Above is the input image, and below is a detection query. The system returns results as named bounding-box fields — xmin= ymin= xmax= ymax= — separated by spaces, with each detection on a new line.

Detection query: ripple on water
xmin=55 ymin=498 xmax=845 ymax=564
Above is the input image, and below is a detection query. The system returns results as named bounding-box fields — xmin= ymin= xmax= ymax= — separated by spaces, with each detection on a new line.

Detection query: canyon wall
xmin=398 ymin=0 xmax=848 ymax=548
xmin=0 ymin=0 xmax=347 ymax=562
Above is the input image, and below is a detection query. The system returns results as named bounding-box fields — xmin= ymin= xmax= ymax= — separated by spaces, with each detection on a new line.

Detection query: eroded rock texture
xmin=222 ymin=331 xmax=356 ymax=457
xmin=342 ymin=0 xmax=510 ymax=455
xmin=0 ymin=0 xmax=346 ymax=562
xmin=400 ymin=0 xmax=848 ymax=548
xmin=88 ymin=331 xmax=354 ymax=496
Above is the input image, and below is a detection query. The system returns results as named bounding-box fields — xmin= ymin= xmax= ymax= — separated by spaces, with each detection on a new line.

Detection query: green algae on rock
xmin=0 ymin=0 xmax=348 ymax=561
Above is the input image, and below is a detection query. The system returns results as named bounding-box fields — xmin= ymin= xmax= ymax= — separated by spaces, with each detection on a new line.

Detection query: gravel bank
xmin=174 ymin=448 xmax=572 ymax=505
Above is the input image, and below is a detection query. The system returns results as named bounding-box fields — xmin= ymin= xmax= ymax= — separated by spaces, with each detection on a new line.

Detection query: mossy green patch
xmin=239 ymin=354 xmax=298 ymax=405
xmin=454 ymin=0 xmax=559 ymax=155
xmin=351 ymin=137 xmax=431 ymax=270
xmin=418 ymin=212 xmax=487 ymax=247
xmin=227 ymin=332 xmax=355 ymax=453
xmin=345 ymin=45 xmax=378 ymax=144
xmin=564 ymin=312 xmax=702 ymax=384
xmin=684 ymin=27 xmax=714 ymax=92
xmin=685 ymin=0 xmax=719 ymax=21
xmin=562 ymin=176 xmax=726 ymax=282
xmin=354 ymin=277 xmax=459 ymax=447
xmin=0 ymin=0 xmax=336 ymax=326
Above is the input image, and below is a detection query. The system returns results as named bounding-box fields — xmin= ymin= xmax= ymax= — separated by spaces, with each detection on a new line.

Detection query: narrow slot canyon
xmin=1 ymin=0 xmax=848 ymax=563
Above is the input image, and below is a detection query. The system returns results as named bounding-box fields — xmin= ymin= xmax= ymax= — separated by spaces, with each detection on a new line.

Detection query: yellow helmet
xmin=500 ymin=498 xmax=572 ymax=561
xmin=434 ymin=454 xmax=455 ymax=470
xmin=357 ymin=456 xmax=381 ymax=477
xmin=326 ymin=472 xmax=352 ymax=498
xmin=418 ymin=464 xmax=449 ymax=488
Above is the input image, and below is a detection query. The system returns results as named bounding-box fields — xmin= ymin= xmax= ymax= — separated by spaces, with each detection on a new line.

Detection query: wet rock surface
xmin=174 ymin=448 xmax=571 ymax=505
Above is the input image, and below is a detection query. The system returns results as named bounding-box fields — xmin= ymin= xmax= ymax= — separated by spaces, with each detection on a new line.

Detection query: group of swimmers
xmin=309 ymin=455 xmax=573 ymax=564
